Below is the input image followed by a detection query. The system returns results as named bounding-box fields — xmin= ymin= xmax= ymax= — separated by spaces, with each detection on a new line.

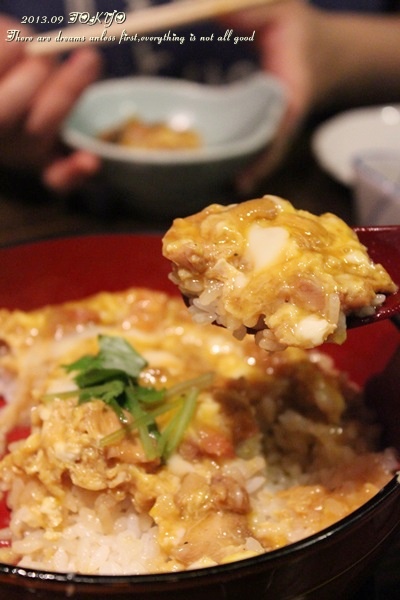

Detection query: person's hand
xmin=223 ymin=0 xmax=400 ymax=194
xmin=0 ymin=16 xmax=103 ymax=194
xmin=222 ymin=0 xmax=328 ymax=193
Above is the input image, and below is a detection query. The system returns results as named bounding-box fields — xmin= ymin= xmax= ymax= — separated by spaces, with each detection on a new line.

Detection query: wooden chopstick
xmin=25 ymin=0 xmax=284 ymax=56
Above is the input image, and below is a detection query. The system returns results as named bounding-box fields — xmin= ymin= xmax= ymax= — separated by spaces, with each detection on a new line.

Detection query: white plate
xmin=311 ymin=104 xmax=400 ymax=186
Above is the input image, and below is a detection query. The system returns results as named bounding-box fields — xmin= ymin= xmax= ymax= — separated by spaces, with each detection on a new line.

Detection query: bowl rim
xmin=61 ymin=73 xmax=287 ymax=165
xmin=0 ymin=473 xmax=399 ymax=585
xmin=311 ymin=103 xmax=400 ymax=186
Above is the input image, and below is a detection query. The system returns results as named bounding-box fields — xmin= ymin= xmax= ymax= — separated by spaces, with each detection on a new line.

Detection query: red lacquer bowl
xmin=0 ymin=234 xmax=399 ymax=600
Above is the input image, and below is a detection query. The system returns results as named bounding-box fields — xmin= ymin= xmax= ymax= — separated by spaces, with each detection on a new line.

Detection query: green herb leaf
xmin=126 ymin=388 xmax=160 ymax=460
xmin=65 ymin=334 xmax=147 ymax=384
xmin=157 ymin=387 xmax=198 ymax=459
xmin=129 ymin=386 xmax=166 ymax=405
xmin=57 ymin=334 xmax=213 ymax=462
xmin=77 ymin=380 xmax=125 ymax=404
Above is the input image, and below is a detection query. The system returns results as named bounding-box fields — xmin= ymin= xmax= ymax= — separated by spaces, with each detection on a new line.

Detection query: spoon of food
xmin=163 ymin=196 xmax=399 ymax=352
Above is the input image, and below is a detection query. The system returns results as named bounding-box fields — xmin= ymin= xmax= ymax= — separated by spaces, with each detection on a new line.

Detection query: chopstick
xmin=25 ymin=0 xmax=285 ymax=56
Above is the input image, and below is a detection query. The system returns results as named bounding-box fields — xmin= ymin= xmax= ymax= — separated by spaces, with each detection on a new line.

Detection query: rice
xmin=1 ymin=393 xmax=397 ymax=575
xmin=0 ymin=288 xmax=398 ymax=575
xmin=8 ymin=489 xmax=162 ymax=575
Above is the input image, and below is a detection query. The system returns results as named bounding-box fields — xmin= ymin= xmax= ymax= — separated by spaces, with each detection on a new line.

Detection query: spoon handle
xmin=390 ymin=315 xmax=400 ymax=331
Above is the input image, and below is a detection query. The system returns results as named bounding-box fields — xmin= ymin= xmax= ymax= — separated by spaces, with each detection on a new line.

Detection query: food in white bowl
xmin=62 ymin=74 xmax=286 ymax=218
xmin=0 ymin=286 xmax=398 ymax=575
xmin=162 ymin=196 xmax=397 ymax=351
xmin=100 ymin=116 xmax=202 ymax=151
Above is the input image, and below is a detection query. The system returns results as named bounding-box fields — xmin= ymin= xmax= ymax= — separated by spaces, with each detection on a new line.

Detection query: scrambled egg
xmin=0 ymin=288 xmax=396 ymax=573
xmin=162 ymin=196 xmax=397 ymax=351
xmin=100 ymin=117 xmax=202 ymax=150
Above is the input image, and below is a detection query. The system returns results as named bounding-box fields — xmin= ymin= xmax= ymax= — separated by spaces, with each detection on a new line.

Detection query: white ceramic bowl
xmin=312 ymin=104 xmax=400 ymax=186
xmin=353 ymin=151 xmax=400 ymax=225
xmin=62 ymin=74 xmax=286 ymax=218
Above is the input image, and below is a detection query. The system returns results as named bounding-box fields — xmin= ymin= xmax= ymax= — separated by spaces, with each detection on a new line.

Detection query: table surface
xmin=0 ymin=118 xmax=398 ymax=600
xmin=0 ymin=118 xmax=353 ymax=247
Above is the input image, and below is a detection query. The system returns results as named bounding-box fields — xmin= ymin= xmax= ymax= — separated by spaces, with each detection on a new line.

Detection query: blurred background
xmin=0 ymin=0 xmax=399 ymax=246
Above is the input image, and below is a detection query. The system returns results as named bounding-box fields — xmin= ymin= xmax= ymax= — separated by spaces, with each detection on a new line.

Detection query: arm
xmin=222 ymin=0 xmax=400 ymax=191
xmin=313 ymin=11 xmax=400 ymax=109
xmin=0 ymin=15 xmax=103 ymax=194
xmin=226 ymin=1 xmax=400 ymax=121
